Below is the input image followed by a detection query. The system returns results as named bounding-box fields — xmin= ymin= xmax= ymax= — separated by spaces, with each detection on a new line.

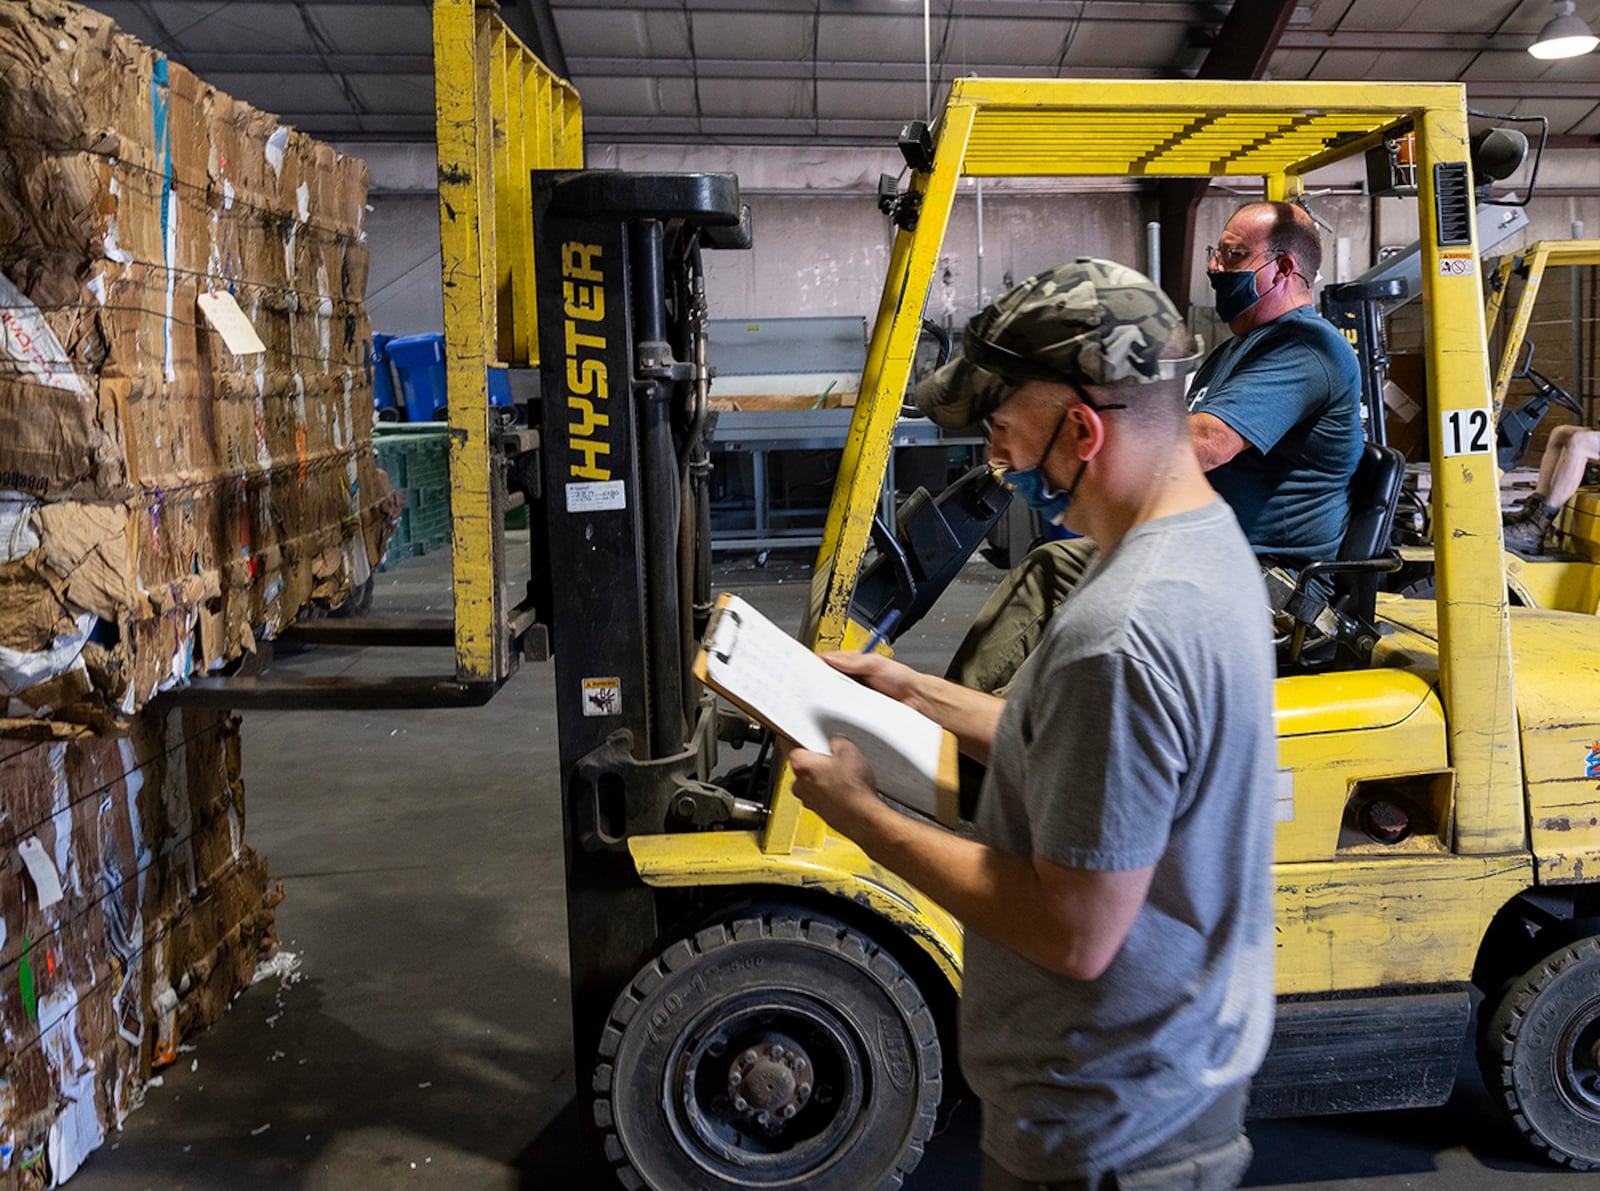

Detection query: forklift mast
xmin=529 ymin=171 xmax=751 ymax=1071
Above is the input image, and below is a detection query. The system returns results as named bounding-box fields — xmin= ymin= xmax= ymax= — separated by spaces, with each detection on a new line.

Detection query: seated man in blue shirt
xmin=930 ymin=201 xmax=1363 ymax=693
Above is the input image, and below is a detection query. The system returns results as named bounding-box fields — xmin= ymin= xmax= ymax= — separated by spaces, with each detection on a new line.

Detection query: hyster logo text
xmin=562 ymin=241 xmax=611 ymax=479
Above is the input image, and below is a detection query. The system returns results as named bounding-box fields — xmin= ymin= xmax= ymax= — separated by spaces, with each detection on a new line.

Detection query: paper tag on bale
xmin=17 ymin=838 xmax=65 ymax=909
xmin=197 ymin=291 xmax=267 ymax=355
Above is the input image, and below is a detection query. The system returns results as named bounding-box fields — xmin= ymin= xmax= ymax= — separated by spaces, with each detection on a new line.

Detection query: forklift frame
xmin=434 ymin=0 xmax=582 ymax=685
xmin=632 ymin=81 xmax=1528 ymax=992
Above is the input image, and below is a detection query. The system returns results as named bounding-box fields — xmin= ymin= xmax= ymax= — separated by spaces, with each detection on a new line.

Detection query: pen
xmin=861 ymin=608 xmax=902 ymax=653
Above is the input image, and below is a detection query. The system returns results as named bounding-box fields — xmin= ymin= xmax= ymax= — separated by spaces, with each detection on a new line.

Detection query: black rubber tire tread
xmin=1399 ymin=575 xmax=1435 ymax=600
xmin=593 ymin=908 xmax=941 ymax=1190
xmin=1478 ymin=934 xmax=1600 ymax=1170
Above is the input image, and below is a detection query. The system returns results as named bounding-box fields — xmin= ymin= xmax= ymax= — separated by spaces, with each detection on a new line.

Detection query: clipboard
xmin=694 ymin=592 xmax=962 ymax=826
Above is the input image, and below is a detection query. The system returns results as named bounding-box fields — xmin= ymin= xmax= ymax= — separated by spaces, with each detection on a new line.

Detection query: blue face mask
xmin=1208 ymin=266 xmax=1263 ymax=322
xmin=1005 ymin=464 xmax=1075 ymax=524
xmin=1001 ymin=409 xmax=1082 ymax=525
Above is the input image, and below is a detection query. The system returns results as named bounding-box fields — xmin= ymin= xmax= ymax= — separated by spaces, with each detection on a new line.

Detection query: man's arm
xmin=823 ymin=651 xmax=1004 ymax=763
xmin=789 ymin=739 xmax=1154 ymax=980
xmin=1189 ymin=411 xmax=1248 ymax=472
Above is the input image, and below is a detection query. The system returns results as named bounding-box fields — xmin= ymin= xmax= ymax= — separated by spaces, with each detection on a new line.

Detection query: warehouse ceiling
xmin=87 ymin=0 xmax=1600 ymax=145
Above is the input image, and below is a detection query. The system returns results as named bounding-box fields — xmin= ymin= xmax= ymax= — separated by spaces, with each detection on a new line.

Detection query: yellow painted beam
xmin=490 ymin=26 xmax=516 ymax=365
xmin=760 ymin=102 xmax=978 ymax=856
xmin=1415 ymin=101 xmax=1524 ymax=855
xmin=433 ymin=0 xmax=502 ymax=682
xmin=432 ymin=0 xmax=580 ymax=682
xmin=1265 ymin=173 xmax=1303 ymax=201
xmin=947 ymin=77 xmax=1464 ymax=113
xmin=1492 ymin=243 xmax=1548 ymax=412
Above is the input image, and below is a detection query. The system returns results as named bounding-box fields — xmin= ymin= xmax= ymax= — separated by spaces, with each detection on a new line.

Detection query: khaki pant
xmin=947 ymin=537 xmax=1098 ymax=696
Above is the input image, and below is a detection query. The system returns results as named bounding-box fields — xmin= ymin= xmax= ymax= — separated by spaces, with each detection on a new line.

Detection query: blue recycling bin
xmin=486 ymin=366 xmax=512 ymax=410
xmin=385 ymin=333 xmax=516 ymax=422
xmin=371 ymin=334 xmax=400 ymax=421
xmin=386 ymin=332 xmax=448 ymax=422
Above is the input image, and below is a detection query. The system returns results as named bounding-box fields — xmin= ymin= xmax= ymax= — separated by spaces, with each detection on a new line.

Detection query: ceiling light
xmin=1529 ymin=0 xmax=1599 ymax=60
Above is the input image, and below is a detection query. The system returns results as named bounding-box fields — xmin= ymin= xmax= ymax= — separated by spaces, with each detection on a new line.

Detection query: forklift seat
xmin=1336 ymin=441 xmax=1407 ymax=601
xmin=1280 ymin=441 xmax=1406 ymax=668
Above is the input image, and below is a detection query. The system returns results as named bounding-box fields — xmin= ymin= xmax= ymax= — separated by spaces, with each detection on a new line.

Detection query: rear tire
xmin=1478 ymin=934 xmax=1600 ymax=1170
xmin=593 ymin=909 xmax=941 ymax=1189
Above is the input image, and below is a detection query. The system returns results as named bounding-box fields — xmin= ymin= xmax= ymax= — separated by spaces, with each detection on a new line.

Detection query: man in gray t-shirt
xmin=789 ymin=260 xmax=1277 ymax=1189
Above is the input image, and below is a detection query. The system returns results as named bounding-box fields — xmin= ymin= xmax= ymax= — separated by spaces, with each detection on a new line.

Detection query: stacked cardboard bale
xmin=0 ymin=711 xmax=279 ymax=1182
xmin=0 ymin=0 xmax=400 ymax=1176
xmin=0 ymin=0 xmax=400 ymax=729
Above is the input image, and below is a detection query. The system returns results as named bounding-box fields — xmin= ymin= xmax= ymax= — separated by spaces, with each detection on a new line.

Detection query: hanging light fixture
xmin=1529 ymin=0 xmax=1599 ymax=60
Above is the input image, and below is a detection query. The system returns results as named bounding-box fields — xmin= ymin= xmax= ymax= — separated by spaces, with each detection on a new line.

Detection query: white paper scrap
xmin=197 ymin=292 xmax=267 ymax=355
xmin=17 ymin=837 xmax=65 ymax=908
xmin=46 ymin=1070 xmax=102 ymax=1184
xmin=0 ymin=271 xmax=92 ymax=398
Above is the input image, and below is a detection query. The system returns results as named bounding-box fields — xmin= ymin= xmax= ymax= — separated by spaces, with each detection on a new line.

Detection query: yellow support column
xmin=433 ymin=0 xmax=503 ymax=682
xmin=760 ymin=102 xmax=977 ymax=855
xmin=1265 ymin=172 xmax=1304 ymax=201
xmin=490 ymin=27 xmax=519 ymax=364
xmin=1416 ymin=100 xmax=1525 ymax=855
xmin=1490 ymin=245 xmax=1548 ymax=411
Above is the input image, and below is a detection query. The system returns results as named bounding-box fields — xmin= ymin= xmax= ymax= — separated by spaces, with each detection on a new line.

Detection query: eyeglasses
xmin=1205 ymin=244 xmax=1280 ymax=269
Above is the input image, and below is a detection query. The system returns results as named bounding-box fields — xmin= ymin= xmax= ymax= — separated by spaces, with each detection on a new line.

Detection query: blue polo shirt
xmin=1186 ymin=306 xmax=1363 ymax=563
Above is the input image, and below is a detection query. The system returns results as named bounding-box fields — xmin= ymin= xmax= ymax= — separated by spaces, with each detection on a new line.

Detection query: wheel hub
xmin=727 ymin=1037 xmax=815 ymax=1131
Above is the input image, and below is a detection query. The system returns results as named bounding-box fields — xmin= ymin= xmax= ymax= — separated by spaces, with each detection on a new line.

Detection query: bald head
xmin=1226 ymin=201 xmax=1321 ymax=287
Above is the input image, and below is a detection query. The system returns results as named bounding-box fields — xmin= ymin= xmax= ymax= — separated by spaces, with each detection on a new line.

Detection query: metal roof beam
xmin=547 ymin=0 xmax=1314 ymax=20
xmin=1160 ymin=0 xmax=1297 ymax=313
xmin=1270 ymin=30 xmax=1537 ymax=52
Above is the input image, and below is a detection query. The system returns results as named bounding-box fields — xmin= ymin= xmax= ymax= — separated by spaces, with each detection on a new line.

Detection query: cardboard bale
xmin=0 ymin=0 xmax=400 ymax=728
xmin=0 ymin=708 xmax=278 ymax=1184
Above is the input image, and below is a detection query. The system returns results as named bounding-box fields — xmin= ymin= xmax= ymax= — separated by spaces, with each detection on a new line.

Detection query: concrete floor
xmin=71 ymin=540 xmax=1582 ymax=1190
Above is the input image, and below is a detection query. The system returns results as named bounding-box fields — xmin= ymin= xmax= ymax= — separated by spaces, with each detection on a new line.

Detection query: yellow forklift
xmin=1483 ymin=239 xmax=1600 ymax=611
xmin=598 ymin=80 xmax=1600 ymax=1186
xmin=188 ymin=8 xmax=1600 ymax=1184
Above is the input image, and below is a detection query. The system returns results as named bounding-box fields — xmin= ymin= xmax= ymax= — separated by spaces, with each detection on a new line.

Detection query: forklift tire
xmin=1478 ymin=933 xmax=1600 ymax=1170
xmin=593 ymin=909 xmax=941 ymax=1190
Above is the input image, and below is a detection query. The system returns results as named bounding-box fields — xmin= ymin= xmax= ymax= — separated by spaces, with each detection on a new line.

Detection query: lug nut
xmin=798 ymin=1083 xmax=811 ymax=1096
xmin=729 ymin=1072 xmax=742 ymax=1085
xmin=733 ymin=1097 xmax=747 ymax=1111
xmin=744 ymin=1050 xmax=758 ymax=1064
xmin=770 ymin=1045 xmax=784 ymax=1060
xmin=781 ymin=1105 xmax=796 ymax=1119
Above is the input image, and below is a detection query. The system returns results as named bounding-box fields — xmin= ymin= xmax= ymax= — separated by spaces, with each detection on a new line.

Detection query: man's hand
xmin=820 ymin=652 xmax=924 ymax=711
xmin=787 ymin=736 xmax=887 ymax=843
xmin=822 ymin=650 xmax=1005 ymax=764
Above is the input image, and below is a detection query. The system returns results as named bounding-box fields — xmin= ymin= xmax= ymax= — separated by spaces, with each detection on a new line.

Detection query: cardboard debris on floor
xmin=0 ymin=708 xmax=279 ymax=1184
xmin=0 ymin=0 xmax=400 ymax=730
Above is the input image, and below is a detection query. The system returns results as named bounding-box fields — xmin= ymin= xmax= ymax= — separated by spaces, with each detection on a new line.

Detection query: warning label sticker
xmin=582 ymin=677 xmax=622 ymax=717
xmin=1437 ymin=251 xmax=1475 ymax=278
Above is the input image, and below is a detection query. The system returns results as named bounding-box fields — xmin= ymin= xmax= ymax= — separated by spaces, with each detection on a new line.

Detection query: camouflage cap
xmin=914 ymin=258 xmax=1185 ymax=430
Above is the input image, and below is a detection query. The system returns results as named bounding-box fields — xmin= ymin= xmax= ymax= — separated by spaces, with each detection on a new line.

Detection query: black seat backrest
xmin=1333 ymin=441 xmax=1406 ymax=614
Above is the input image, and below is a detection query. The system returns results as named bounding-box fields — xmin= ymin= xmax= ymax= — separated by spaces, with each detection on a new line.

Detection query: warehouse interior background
xmin=87 ymin=0 xmax=1600 ymax=335
xmin=9 ymin=1 xmax=1600 ymax=1188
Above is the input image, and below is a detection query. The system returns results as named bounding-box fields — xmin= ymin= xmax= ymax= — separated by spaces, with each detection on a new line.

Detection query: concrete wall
xmin=340 ymin=140 xmax=1600 ymax=342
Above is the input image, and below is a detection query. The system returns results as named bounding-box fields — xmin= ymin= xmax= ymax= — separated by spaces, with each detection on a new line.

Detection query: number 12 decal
xmin=1441 ymin=407 xmax=1492 ymax=457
